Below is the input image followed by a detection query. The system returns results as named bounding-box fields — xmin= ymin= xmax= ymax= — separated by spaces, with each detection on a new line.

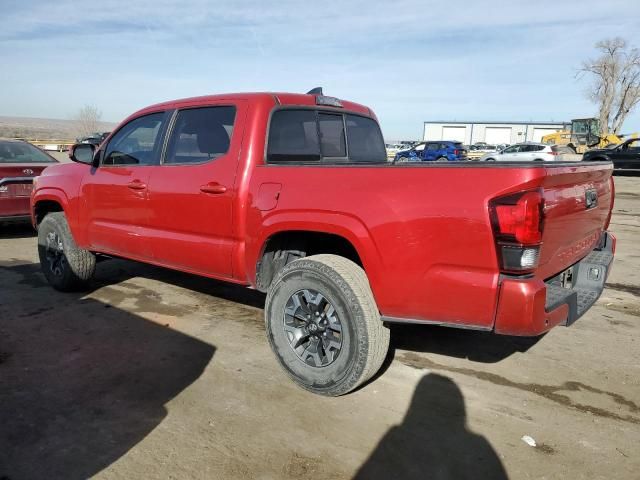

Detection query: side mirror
xmin=69 ymin=143 xmax=96 ymax=165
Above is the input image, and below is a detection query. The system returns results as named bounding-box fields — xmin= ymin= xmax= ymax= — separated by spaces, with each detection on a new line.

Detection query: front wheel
xmin=265 ymin=254 xmax=390 ymax=396
xmin=38 ymin=212 xmax=96 ymax=291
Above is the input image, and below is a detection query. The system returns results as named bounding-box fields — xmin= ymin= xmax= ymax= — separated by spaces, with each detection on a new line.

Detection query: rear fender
xmin=248 ymin=211 xmax=384 ymax=296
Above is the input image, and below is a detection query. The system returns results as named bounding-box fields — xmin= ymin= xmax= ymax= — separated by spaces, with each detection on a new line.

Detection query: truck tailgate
xmin=536 ymin=163 xmax=613 ymax=280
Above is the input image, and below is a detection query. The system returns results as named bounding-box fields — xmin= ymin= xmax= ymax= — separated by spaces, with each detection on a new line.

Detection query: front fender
xmin=31 ymin=187 xmax=85 ymax=245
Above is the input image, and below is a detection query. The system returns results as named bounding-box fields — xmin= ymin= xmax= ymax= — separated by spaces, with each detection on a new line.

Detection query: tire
xmin=436 ymin=156 xmax=448 ymax=162
xmin=38 ymin=212 xmax=96 ymax=291
xmin=265 ymin=254 xmax=390 ymax=396
xmin=485 ymin=158 xmax=496 ymax=162
xmin=394 ymin=156 xmax=408 ymax=164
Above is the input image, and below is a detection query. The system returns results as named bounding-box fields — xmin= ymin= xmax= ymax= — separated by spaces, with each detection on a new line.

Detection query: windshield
xmin=0 ymin=141 xmax=56 ymax=163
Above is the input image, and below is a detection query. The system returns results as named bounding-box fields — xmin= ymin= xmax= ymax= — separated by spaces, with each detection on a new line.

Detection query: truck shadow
xmin=353 ymin=373 xmax=508 ymax=480
xmin=0 ymin=221 xmax=36 ymax=239
xmin=0 ymin=261 xmax=215 ymax=480
xmin=388 ymin=323 xmax=543 ymax=363
xmin=88 ymin=259 xmax=539 ymax=367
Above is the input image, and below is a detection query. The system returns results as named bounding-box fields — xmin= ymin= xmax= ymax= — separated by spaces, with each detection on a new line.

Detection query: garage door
xmin=484 ymin=127 xmax=512 ymax=144
xmin=532 ymin=127 xmax=560 ymax=142
xmin=441 ymin=126 xmax=467 ymax=142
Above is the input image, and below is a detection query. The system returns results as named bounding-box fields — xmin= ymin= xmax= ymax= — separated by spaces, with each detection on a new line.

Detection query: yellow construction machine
xmin=541 ymin=118 xmax=635 ymax=153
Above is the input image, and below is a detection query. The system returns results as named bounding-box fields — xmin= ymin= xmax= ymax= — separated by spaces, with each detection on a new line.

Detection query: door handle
xmin=200 ymin=183 xmax=227 ymax=194
xmin=127 ymin=180 xmax=147 ymax=190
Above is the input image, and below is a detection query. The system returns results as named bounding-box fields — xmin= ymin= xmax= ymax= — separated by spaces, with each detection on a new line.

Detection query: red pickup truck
xmin=31 ymin=90 xmax=615 ymax=396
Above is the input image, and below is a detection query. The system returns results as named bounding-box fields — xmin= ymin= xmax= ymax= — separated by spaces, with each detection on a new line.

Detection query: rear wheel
xmin=265 ymin=254 xmax=389 ymax=396
xmin=38 ymin=212 xmax=96 ymax=291
xmin=436 ymin=156 xmax=448 ymax=162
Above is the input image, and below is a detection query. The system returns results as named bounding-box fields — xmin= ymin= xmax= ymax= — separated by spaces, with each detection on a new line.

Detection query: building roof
xmin=423 ymin=120 xmax=566 ymax=126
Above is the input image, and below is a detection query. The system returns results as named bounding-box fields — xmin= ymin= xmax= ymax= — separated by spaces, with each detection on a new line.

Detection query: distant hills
xmin=0 ymin=115 xmax=117 ymax=140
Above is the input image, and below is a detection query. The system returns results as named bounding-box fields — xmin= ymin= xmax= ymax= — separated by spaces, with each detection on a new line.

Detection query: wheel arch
xmin=33 ymin=189 xmax=68 ymax=226
xmin=253 ymin=223 xmax=381 ymax=293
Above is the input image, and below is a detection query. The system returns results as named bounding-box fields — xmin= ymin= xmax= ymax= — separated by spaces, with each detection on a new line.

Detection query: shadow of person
xmin=0 ymin=261 xmax=215 ymax=480
xmin=354 ymin=374 xmax=507 ymax=480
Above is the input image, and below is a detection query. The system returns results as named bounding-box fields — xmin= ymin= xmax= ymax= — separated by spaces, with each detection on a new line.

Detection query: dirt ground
xmin=0 ymin=174 xmax=638 ymax=480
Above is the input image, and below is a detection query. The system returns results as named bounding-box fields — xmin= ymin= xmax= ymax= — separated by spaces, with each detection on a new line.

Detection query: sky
xmin=1 ymin=0 xmax=639 ymax=140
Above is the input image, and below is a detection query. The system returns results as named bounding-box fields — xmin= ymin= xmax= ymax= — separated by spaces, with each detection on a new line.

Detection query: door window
xmin=426 ymin=143 xmax=440 ymax=151
xmin=165 ymin=106 xmax=236 ymax=164
xmin=103 ymin=112 xmax=165 ymax=166
xmin=503 ymin=145 xmax=520 ymax=153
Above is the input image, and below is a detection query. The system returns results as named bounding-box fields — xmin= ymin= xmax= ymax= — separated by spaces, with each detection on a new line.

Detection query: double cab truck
xmin=31 ymin=90 xmax=615 ymax=396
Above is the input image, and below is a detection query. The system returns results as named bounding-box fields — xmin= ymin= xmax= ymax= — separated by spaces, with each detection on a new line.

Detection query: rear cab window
xmin=267 ymin=109 xmax=386 ymax=164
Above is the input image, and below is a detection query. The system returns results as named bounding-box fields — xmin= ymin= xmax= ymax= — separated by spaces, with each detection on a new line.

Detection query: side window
xmin=103 ymin=112 xmax=165 ymax=166
xmin=345 ymin=114 xmax=386 ymax=162
xmin=503 ymin=145 xmax=518 ymax=153
xmin=165 ymin=106 xmax=236 ymax=164
xmin=426 ymin=143 xmax=440 ymax=151
xmin=267 ymin=110 xmax=320 ymax=163
xmin=414 ymin=143 xmax=426 ymax=152
xmin=318 ymin=113 xmax=346 ymax=157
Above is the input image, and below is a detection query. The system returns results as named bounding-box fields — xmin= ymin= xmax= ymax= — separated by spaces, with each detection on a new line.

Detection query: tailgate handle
xmin=127 ymin=180 xmax=147 ymax=190
xmin=200 ymin=183 xmax=227 ymax=194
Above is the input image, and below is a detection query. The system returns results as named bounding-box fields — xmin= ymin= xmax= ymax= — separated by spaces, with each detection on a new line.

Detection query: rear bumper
xmin=494 ymin=232 xmax=616 ymax=336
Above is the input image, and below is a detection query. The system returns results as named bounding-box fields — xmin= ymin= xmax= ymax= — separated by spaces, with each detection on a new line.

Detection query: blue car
xmin=394 ymin=141 xmax=467 ymax=163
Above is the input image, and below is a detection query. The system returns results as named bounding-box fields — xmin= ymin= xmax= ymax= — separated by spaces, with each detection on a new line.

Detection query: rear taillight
xmin=548 ymin=151 xmax=559 ymax=156
xmin=454 ymin=149 xmax=459 ymax=155
xmin=490 ymin=190 xmax=545 ymax=274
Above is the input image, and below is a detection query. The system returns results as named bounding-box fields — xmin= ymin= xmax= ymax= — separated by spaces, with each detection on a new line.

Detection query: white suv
xmin=480 ymin=143 xmax=575 ymax=162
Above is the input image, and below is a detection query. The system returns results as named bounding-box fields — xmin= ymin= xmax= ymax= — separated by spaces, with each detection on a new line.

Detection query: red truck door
xmin=81 ymin=111 xmax=168 ymax=259
xmin=145 ymin=102 xmax=245 ymax=278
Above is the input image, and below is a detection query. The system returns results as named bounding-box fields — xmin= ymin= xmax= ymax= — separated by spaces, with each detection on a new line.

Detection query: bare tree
xmin=74 ymin=105 xmax=102 ymax=138
xmin=580 ymin=37 xmax=640 ymax=136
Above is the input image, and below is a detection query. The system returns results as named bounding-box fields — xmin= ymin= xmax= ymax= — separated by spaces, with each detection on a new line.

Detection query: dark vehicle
xmin=395 ymin=140 xmax=467 ymax=163
xmin=0 ymin=139 xmax=58 ymax=222
xmin=583 ymin=138 xmax=640 ymax=172
xmin=78 ymin=132 xmax=111 ymax=147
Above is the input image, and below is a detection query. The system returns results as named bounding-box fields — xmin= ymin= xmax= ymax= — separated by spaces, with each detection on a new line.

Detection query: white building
xmin=423 ymin=121 xmax=566 ymax=145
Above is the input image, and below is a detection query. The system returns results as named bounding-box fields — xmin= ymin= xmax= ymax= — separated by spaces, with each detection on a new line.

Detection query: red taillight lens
xmin=492 ymin=191 xmax=543 ymax=244
xmin=454 ymin=149 xmax=459 ymax=155
xmin=490 ymin=190 xmax=545 ymax=273
xmin=548 ymin=151 xmax=559 ymax=156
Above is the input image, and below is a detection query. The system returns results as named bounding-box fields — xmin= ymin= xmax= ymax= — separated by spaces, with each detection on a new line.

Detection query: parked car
xmin=467 ymin=144 xmax=498 ymax=160
xmin=32 ymin=90 xmax=615 ymax=396
xmin=0 ymin=139 xmax=58 ymax=222
xmin=582 ymin=138 xmax=640 ymax=172
xmin=480 ymin=143 xmax=576 ymax=162
xmin=394 ymin=141 xmax=467 ymax=162
xmin=78 ymin=132 xmax=111 ymax=147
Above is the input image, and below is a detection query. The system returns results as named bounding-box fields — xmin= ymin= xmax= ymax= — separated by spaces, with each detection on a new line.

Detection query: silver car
xmin=480 ymin=143 xmax=576 ymax=162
